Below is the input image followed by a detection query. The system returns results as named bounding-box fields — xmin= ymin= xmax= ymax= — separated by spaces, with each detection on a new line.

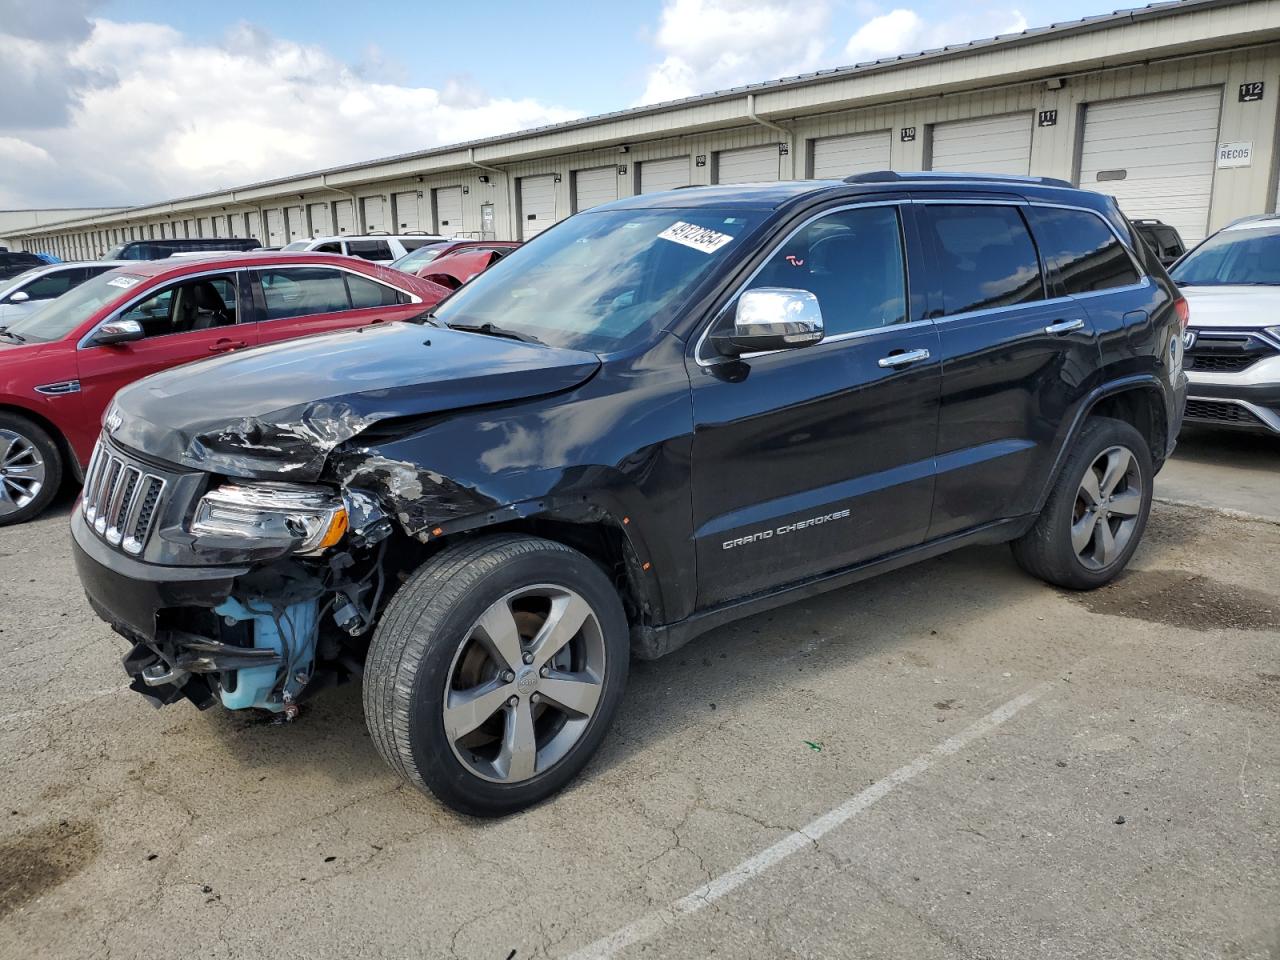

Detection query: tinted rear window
xmin=346 ymin=240 xmax=393 ymax=261
xmin=1029 ymin=208 xmax=1140 ymax=294
xmin=919 ymin=205 xmax=1045 ymax=316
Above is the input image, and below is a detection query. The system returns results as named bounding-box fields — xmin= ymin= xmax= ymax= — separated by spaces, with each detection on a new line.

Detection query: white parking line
xmin=566 ymin=681 xmax=1054 ymax=960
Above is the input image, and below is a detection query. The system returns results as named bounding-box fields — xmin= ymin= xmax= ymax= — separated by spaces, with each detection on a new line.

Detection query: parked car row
xmin=61 ymin=172 xmax=1190 ymax=818
xmin=0 ymin=252 xmax=449 ymax=524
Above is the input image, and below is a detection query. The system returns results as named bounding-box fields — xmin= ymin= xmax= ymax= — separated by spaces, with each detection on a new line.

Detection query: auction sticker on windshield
xmin=106 ymin=276 xmax=142 ymax=289
xmin=658 ymin=221 xmax=735 ymax=254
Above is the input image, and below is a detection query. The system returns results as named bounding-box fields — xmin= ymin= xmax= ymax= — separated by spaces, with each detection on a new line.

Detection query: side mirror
xmin=710 ymin=287 xmax=825 ymax=357
xmin=92 ymin=319 xmax=144 ymax=346
xmin=7 ymin=291 xmax=29 ymax=304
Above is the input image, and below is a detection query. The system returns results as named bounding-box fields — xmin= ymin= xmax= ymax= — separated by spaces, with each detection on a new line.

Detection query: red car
xmin=414 ymin=246 xmax=519 ymax=290
xmin=0 ymin=252 xmax=447 ymax=525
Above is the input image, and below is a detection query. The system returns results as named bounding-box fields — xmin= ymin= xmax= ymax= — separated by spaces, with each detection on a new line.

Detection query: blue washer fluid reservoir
xmin=213 ymin=597 xmax=320 ymax=712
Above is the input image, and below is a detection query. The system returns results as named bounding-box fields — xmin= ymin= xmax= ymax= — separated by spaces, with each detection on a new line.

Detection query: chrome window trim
xmin=77 ymin=262 xmax=422 ymax=348
xmin=250 ymin=262 xmax=423 ymax=324
xmin=694 ymin=199 xmax=912 ymax=368
xmin=76 ymin=267 xmax=247 ymax=350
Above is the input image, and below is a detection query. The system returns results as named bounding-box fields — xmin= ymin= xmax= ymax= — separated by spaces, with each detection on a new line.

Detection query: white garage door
xmin=520 ymin=175 xmax=557 ymax=239
xmin=361 ymin=196 xmax=386 ymax=233
xmin=334 ymin=200 xmax=354 ymax=235
xmin=640 ymin=156 xmax=690 ymax=193
xmin=198 ymin=216 xmax=213 ymax=238
xmin=246 ymin=212 xmax=261 ymax=240
xmin=285 ymin=206 xmax=306 ymax=241
xmin=434 ymin=187 xmax=463 ymax=233
xmin=715 ymin=144 xmax=780 ymax=184
xmin=930 ymin=114 xmax=1032 ymax=175
xmin=265 ymin=209 xmax=285 ymax=245
xmin=812 ymin=131 xmax=892 ymax=179
xmin=394 ymin=191 xmax=422 ymax=232
xmin=1079 ymin=89 xmax=1221 ymax=244
xmin=306 ymin=203 xmax=329 ymax=237
xmin=573 ymin=167 xmax=617 ymax=212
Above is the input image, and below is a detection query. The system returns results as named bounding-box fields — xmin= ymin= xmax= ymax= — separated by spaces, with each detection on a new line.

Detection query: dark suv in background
xmin=74 ymin=172 xmax=1187 ymax=816
xmin=104 ymin=237 xmax=263 ymax=260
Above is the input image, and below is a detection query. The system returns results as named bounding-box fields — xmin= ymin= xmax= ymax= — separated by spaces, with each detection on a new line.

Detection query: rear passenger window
xmin=346 ymin=273 xmax=404 ymax=308
xmin=1028 ymin=207 xmax=1141 ymax=293
xmin=258 ymin=267 xmax=350 ymax=319
xmin=919 ymin=205 xmax=1044 ymax=316
xmin=346 ymin=240 xmax=393 ymax=261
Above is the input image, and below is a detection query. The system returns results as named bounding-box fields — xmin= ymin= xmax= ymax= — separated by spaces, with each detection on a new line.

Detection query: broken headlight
xmin=190 ymin=483 xmax=348 ymax=555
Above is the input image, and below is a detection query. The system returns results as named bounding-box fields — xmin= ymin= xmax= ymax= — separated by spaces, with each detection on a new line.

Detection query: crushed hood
xmin=109 ymin=321 xmax=601 ymax=480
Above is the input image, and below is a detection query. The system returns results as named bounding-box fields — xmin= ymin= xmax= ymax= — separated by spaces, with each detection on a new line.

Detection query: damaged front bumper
xmin=72 ymin=509 xmax=321 ymax=714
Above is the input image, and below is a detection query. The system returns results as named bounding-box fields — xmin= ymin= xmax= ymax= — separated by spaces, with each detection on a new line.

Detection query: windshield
xmin=0 ymin=267 xmax=44 ymax=299
xmin=104 ymin=244 xmax=126 ymax=260
xmin=282 ymin=240 xmax=311 ymax=251
xmin=430 ymin=207 xmax=767 ymax=351
xmin=5 ymin=271 xmax=143 ymax=343
xmin=1171 ymin=224 xmax=1280 ymax=286
xmin=391 ymin=241 xmax=450 ymax=271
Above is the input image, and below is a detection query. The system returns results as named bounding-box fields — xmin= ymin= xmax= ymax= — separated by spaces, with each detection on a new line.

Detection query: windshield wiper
xmin=446 ymin=321 xmax=544 ymax=345
xmin=0 ymin=328 xmax=26 ymax=343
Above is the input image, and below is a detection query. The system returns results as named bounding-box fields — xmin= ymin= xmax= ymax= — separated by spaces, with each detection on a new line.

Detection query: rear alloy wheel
xmin=364 ymin=535 xmax=629 ymax=817
xmin=0 ymin=413 xmax=62 ymax=526
xmin=1070 ymin=445 xmax=1144 ymax=571
xmin=1011 ymin=416 xmax=1153 ymax=590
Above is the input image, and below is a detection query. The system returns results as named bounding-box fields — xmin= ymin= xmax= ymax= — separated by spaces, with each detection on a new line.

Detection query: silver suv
xmin=1170 ymin=216 xmax=1280 ymax=435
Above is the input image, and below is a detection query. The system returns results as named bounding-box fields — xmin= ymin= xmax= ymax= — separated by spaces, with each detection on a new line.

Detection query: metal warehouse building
xmin=16 ymin=0 xmax=1280 ymax=257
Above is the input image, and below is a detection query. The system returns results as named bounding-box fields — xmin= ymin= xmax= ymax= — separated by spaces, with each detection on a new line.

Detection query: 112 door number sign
xmin=1239 ymin=81 xmax=1265 ymax=102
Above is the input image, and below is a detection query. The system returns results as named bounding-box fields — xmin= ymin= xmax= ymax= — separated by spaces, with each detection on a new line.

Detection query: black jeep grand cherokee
xmin=74 ymin=172 xmax=1187 ymax=816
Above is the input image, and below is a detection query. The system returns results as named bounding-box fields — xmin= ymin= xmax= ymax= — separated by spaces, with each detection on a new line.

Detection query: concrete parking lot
xmin=1 ymin=433 xmax=1276 ymax=960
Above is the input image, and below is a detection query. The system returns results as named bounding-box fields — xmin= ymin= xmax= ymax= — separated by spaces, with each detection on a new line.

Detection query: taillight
xmin=1173 ymin=296 xmax=1190 ymax=330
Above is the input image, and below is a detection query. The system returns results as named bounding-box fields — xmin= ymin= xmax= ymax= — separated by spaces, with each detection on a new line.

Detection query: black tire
xmin=364 ymin=534 xmax=630 ymax=817
xmin=1011 ymin=416 xmax=1153 ymax=590
xmin=0 ymin=412 xmax=63 ymax=527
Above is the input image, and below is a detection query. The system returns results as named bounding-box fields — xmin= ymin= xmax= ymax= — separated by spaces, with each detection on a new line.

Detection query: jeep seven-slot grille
xmin=81 ymin=442 xmax=167 ymax=554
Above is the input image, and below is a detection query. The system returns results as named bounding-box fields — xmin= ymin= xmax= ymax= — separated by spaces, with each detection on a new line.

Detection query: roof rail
xmin=843 ymin=170 xmax=1074 ymax=188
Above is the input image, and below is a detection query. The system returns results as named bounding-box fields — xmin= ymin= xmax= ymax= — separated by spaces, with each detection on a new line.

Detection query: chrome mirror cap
xmin=92 ymin=319 xmax=144 ymax=346
xmin=712 ymin=287 xmax=825 ymax=357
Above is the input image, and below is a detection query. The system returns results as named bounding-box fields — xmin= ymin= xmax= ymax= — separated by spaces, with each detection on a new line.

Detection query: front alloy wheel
xmin=364 ymin=535 xmax=629 ymax=817
xmin=444 ymin=585 xmax=607 ymax=784
xmin=0 ymin=429 xmax=46 ymax=516
xmin=0 ymin=413 xmax=63 ymax=527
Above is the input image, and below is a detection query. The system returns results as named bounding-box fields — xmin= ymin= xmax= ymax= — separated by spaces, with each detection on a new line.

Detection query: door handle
xmin=878 ymin=348 xmax=931 ymax=368
xmin=1044 ymin=319 xmax=1086 ymax=335
xmin=209 ymin=339 xmax=247 ymax=352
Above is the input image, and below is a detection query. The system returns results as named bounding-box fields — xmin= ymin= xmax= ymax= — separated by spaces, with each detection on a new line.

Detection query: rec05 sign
xmin=1217 ymin=141 xmax=1254 ymax=169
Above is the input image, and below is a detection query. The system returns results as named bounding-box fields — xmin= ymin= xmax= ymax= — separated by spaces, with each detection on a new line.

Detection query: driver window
xmin=742 ymin=205 xmax=907 ymax=337
xmin=119 ymin=273 xmax=239 ymax=338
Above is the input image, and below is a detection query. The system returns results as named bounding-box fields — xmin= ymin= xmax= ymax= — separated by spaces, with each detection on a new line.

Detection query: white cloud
xmin=636 ymin=0 xmax=1030 ymax=106
xmin=845 ymin=7 xmax=1029 ymax=63
xmin=637 ymin=0 xmax=832 ymax=105
xmin=0 ymin=15 xmax=580 ymax=208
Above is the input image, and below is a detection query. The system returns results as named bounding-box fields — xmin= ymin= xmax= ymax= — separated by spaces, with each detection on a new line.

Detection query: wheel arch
xmin=0 ymin=399 xmax=80 ymax=483
xmin=1033 ymin=375 xmax=1169 ymax=516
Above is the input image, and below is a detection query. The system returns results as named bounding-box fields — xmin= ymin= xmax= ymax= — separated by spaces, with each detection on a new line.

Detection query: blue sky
xmin=100 ymin=0 xmax=1126 ymax=114
xmin=3 ymin=0 xmax=1134 ymax=207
